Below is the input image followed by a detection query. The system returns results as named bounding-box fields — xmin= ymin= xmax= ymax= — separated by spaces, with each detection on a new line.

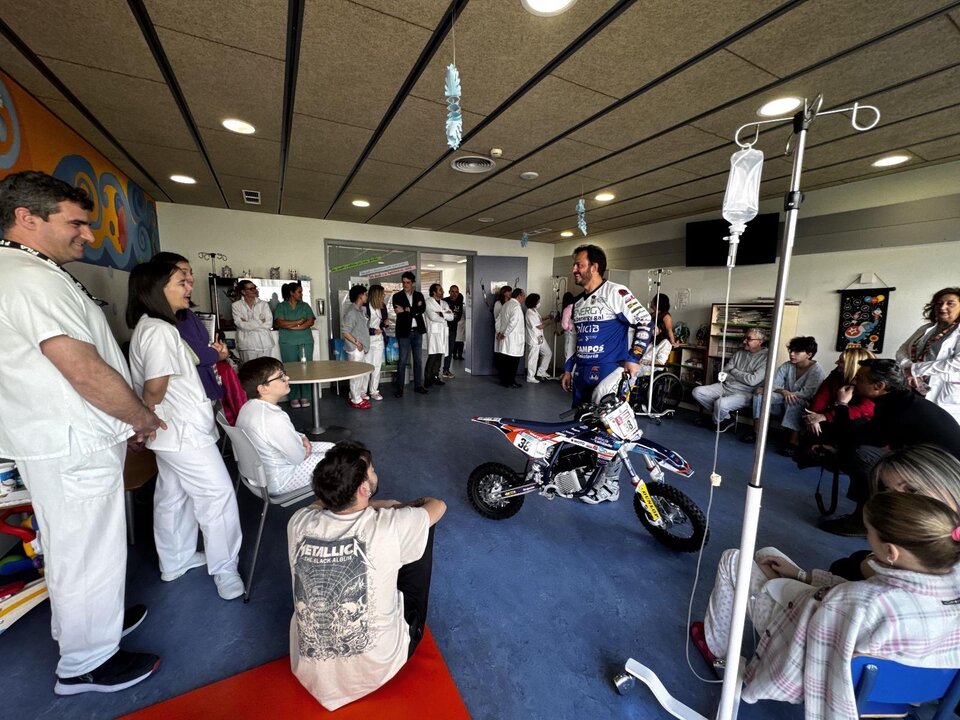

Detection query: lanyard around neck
xmin=0 ymin=239 xmax=108 ymax=306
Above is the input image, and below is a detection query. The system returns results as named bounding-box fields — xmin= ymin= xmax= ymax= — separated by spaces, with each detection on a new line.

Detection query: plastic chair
xmin=215 ymin=412 xmax=315 ymax=602
xmin=852 ymin=656 xmax=960 ymax=718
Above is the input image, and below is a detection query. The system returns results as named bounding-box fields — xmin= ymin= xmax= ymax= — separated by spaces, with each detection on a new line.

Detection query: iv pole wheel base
xmin=613 ymin=672 xmax=635 ymax=695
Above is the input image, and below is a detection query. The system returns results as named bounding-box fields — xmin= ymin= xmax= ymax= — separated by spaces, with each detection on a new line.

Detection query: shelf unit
xmin=707 ymin=302 xmax=800 ymax=383
xmin=665 ymin=344 xmax=708 ymax=404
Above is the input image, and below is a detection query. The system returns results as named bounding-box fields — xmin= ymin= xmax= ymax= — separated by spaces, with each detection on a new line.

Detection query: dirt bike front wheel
xmin=467 ymin=462 xmax=525 ymax=520
xmin=633 ymin=482 xmax=708 ymax=552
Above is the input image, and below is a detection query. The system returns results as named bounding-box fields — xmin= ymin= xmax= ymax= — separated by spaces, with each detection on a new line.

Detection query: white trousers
xmin=364 ymin=335 xmax=384 ymax=395
xmin=18 ymin=441 xmax=126 ymax=676
xmin=691 ymin=382 xmax=753 ymax=422
xmin=525 ymin=341 xmax=552 ymax=379
xmin=238 ymin=346 xmax=272 ymax=364
xmin=153 ymin=443 xmax=242 ymax=577
xmin=347 ymin=347 xmax=367 ymax=402
xmin=703 ymin=547 xmax=790 ymax=658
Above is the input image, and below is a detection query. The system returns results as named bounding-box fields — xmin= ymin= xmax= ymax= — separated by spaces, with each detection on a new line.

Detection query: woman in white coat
xmin=496 ymin=288 xmax=525 ymax=388
xmin=897 ymin=287 xmax=960 ymax=426
xmin=524 ymin=293 xmax=552 ymax=383
xmin=424 ymin=283 xmax=454 ymax=387
xmin=126 ymin=261 xmax=244 ymax=600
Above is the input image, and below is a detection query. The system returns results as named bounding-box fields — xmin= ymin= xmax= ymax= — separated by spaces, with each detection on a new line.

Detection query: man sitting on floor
xmin=692 ymin=328 xmax=768 ymax=431
xmin=818 ymin=358 xmax=960 ymax=537
xmin=288 ymin=441 xmax=446 ymax=710
xmin=236 ymin=357 xmax=333 ymax=495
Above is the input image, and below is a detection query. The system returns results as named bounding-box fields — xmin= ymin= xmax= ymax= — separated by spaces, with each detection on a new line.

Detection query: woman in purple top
xmin=152 ymin=252 xmax=227 ymax=401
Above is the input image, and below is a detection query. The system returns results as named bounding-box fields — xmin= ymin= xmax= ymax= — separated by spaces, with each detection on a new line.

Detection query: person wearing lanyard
xmin=232 ymin=279 xmax=274 ymax=363
xmin=0 ymin=171 xmax=163 ymax=694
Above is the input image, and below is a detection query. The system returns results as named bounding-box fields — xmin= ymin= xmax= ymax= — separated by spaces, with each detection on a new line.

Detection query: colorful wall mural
xmin=0 ymin=70 xmax=159 ymax=271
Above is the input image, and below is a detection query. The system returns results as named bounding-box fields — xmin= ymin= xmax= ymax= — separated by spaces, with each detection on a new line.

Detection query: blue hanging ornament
xmin=520 ymin=231 xmax=529 ymax=248
xmin=445 ymin=64 xmax=462 ymax=150
xmin=576 ymin=198 xmax=587 ymax=236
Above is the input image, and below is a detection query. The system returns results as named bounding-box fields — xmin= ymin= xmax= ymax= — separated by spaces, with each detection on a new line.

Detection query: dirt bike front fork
xmin=619 ymin=446 xmax=664 ymax=525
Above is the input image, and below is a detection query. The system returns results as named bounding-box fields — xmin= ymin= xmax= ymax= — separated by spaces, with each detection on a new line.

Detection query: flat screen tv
xmin=684 ymin=212 xmax=780 ymax=267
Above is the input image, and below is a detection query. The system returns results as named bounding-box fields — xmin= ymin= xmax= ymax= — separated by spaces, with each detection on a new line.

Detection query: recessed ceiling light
xmin=478 ymin=217 xmax=496 ymax=223
xmin=170 ymin=174 xmax=196 ymax=184
xmin=456 ymin=259 xmax=468 ymax=264
xmin=351 ymin=199 xmax=371 ymax=208
xmin=560 ymin=230 xmax=574 ymax=238
xmin=222 ymin=118 xmax=256 ymax=134
xmin=519 ymin=171 xmax=539 ymax=180
xmin=427 ymin=264 xmax=436 ymax=268
xmin=758 ymin=97 xmax=802 ymax=117
xmin=595 ymin=192 xmax=615 ymax=202
xmin=871 ymin=154 xmax=910 ymax=168
xmin=521 ymin=0 xmax=577 ymax=16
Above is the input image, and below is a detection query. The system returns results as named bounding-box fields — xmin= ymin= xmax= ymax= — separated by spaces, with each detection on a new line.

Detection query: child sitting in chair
xmin=236 ymin=357 xmax=333 ymax=496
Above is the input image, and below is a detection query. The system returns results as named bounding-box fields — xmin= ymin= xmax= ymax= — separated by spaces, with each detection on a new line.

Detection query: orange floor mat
xmin=120 ymin=627 xmax=470 ymax=720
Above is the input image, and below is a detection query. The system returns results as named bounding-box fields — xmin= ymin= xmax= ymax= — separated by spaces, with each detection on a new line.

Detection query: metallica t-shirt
xmin=287 ymin=504 xmax=429 ymax=710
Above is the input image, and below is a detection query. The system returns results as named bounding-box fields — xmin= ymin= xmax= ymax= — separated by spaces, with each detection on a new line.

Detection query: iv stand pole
xmin=617 ymin=95 xmax=880 ymax=720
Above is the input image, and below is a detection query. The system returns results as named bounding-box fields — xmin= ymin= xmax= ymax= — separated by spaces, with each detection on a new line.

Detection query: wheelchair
xmin=628 ymin=366 xmax=684 ymax=422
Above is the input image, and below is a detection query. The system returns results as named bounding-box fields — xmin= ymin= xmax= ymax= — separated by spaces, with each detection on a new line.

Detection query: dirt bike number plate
xmin=512 ymin=432 xmax=550 ymax=459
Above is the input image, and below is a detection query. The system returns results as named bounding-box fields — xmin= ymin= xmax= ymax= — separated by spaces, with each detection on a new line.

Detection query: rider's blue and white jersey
xmin=563 ymin=280 xmax=653 ymax=373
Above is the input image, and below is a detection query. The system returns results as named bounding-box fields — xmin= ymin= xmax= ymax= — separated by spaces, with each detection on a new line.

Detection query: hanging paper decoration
xmin=444 ymin=64 xmax=462 ymax=150
xmin=520 ymin=231 xmax=529 ymax=248
xmin=576 ymin=198 xmax=587 ymax=236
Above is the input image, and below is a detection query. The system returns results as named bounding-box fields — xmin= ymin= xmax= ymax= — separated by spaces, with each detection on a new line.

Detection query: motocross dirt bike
xmin=467 ymin=389 xmax=708 ymax=552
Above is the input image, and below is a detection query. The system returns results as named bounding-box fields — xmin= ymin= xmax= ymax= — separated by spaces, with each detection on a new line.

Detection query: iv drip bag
xmin=722 ymin=147 xmax=764 ymax=235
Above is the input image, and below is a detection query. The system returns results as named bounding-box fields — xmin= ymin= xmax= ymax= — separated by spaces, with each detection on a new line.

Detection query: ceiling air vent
xmin=451 ymin=155 xmax=496 ymax=174
xmin=242 ymin=189 xmax=261 ymax=205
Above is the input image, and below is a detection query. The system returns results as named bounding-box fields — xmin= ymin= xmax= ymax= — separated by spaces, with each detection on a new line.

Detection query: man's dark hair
xmin=858 ymin=358 xmax=905 ymax=392
xmin=401 ymin=271 xmax=416 ymax=283
xmin=429 ymin=283 xmax=442 ymax=297
xmin=152 ymin=251 xmax=188 ymax=265
xmin=349 ymin=284 xmax=367 ymax=303
xmin=497 ymin=286 xmax=512 ymax=303
xmin=525 ymin=293 xmax=540 ymax=309
xmin=787 ymin=335 xmax=818 ymax=357
xmin=0 ymin=171 xmax=94 ymax=232
xmin=312 ymin=441 xmax=373 ymax=512
xmin=574 ymin=244 xmax=607 ymax=277
xmin=238 ymin=356 xmax=283 ymax=399
xmin=511 ymin=287 xmax=524 ymax=300
xmin=237 ymin=279 xmax=255 ymax=292
xmin=126 ymin=261 xmax=180 ymax=328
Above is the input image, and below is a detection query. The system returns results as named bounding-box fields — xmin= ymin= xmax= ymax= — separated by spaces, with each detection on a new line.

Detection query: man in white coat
xmin=0 ymin=171 xmax=164 ymax=694
xmin=496 ymin=288 xmax=526 ymax=388
xmin=232 ymin=279 xmax=274 ymax=362
xmin=424 ymin=283 xmax=454 ymax=388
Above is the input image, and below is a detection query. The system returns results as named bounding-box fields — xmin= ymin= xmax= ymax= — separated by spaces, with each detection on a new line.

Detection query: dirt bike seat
xmin=496 ymin=418 xmax=586 ymax=434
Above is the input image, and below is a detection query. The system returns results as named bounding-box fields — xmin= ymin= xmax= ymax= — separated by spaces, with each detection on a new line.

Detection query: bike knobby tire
xmin=467 ymin=462 xmax=525 ymax=520
xmin=633 ymin=482 xmax=708 ymax=552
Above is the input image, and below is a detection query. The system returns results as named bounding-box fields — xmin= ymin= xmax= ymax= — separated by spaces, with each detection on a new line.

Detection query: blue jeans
xmin=396 ymin=332 xmax=423 ymax=389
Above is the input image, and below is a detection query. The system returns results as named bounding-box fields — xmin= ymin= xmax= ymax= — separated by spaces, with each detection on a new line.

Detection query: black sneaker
xmin=121 ymin=605 xmax=147 ymax=638
xmin=54 ymin=649 xmax=160 ymax=696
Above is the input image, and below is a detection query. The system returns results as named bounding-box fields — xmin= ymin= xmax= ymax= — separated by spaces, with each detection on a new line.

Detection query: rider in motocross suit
xmin=561 ymin=246 xmax=653 ymax=503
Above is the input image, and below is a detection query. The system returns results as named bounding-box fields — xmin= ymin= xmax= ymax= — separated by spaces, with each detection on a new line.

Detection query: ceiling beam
xmin=322 ymin=0 xmax=470 ymax=219
xmin=0 ymin=17 xmax=172 ymax=201
xmin=126 ymin=0 xmax=228 ymax=207
xmin=278 ymin=0 xmax=305 ymax=215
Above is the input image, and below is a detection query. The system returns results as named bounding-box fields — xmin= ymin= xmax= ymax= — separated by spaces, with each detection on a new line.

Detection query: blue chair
xmin=852 ymin=656 xmax=960 ymax=718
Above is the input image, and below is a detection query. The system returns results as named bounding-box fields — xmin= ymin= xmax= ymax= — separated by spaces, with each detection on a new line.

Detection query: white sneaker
xmin=215 ymin=571 xmax=244 ymax=600
xmin=526 ymin=377 xmax=540 ymax=384
xmin=580 ymin=481 xmax=620 ymax=504
xmin=160 ymin=551 xmax=207 ymax=582
xmin=369 ymin=391 xmax=383 ymax=401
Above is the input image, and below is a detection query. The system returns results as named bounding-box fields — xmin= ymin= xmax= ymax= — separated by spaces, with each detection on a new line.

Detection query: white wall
xmin=152 ymin=204 xmax=553 ymax=355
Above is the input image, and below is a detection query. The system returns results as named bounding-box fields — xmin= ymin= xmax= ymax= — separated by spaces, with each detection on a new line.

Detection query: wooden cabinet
xmin=665 ymin=344 xmax=708 ymax=405
xmin=707 ymin=302 xmax=800 ymax=382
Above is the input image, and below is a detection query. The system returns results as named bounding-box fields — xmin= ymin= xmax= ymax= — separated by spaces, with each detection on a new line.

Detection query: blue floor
xmin=3 ymin=369 xmax=876 ymax=719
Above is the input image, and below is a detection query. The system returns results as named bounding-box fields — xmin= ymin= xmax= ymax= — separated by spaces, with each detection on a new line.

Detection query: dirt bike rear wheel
xmin=468 ymin=462 xmax=525 ymax=520
xmin=633 ymin=482 xmax=708 ymax=552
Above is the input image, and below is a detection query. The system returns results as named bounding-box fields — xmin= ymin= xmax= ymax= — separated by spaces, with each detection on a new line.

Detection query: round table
xmin=286 ymin=360 xmax=375 ymax=434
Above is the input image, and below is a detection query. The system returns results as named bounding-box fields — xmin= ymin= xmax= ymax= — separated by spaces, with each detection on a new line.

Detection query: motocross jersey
xmin=563 ymin=280 xmax=653 ymax=374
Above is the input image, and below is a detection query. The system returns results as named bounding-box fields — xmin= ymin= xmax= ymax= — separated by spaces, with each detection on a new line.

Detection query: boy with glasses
xmin=236 ymin=357 xmax=333 ymax=495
